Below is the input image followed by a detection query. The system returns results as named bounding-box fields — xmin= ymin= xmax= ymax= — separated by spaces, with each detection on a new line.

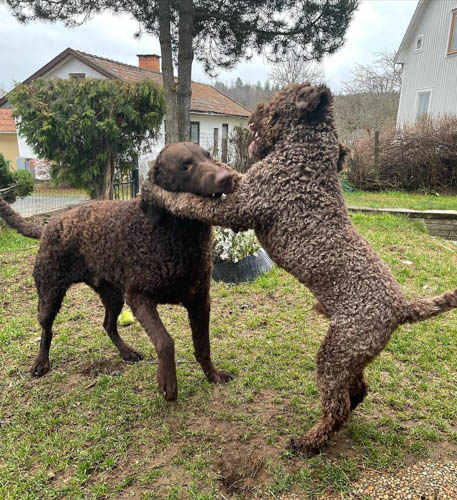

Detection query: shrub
xmin=0 ymin=153 xmax=34 ymax=203
xmin=345 ymin=116 xmax=457 ymax=193
xmin=228 ymin=126 xmax=255 ymax=173
xmin=213 ymin=227 xmax=260 ymax=263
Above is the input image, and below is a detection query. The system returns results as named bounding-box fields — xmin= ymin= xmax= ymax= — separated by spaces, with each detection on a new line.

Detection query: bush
xmin=228 ymin=126 xmax=255 ymax=173
xmin=345 ymin=116 xmax=457 ymax=193
xmin=0 ymin=153 xmax=34 ymax=203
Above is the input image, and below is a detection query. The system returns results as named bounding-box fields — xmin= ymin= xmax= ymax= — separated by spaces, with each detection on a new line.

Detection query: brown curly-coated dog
xmin=144 ymin=83 xmax=457 ymax=455
xmin=0 ymin=143 xmax=234 ymax=401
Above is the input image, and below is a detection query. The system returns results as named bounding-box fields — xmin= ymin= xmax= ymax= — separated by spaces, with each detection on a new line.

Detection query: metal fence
xmin=113 ymin=168 xmax=139 ymax=200
xmin=11 ymin=182 xmax=89 ymax=218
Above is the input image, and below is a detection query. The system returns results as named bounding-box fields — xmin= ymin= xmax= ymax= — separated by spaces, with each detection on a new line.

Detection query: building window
xmin=448 ymin=11 xmax=457 ymax=54
xmin=416 ymin=90 xmax=431 ymax=119
xmin=221 ymin=123 xmax=229 ymax=162
xmin=69 ymin=73 xmax=86 ymax=80
xmin=213 ymin=128 xmax=219 ymax=157
xmin=190 ymin=121 xmax=200 ymax=144
xmin=414 ymin=35 xmax=424 ymax=53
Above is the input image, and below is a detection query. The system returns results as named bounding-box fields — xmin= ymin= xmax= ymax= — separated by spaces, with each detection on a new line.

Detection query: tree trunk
xmin=177 ymin=0 xmax=194 ymax=142
xmin=95 ymin=149 xmax=114 ymax=200
xmin=159 ymin=0 xmax=179 ymax=144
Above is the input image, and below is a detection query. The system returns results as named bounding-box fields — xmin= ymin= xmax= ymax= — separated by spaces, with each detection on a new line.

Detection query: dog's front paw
xmin=157 ymin=368 xmax=178 ymax=402
xmin=30 ymin=357 xmax=50 ymax=377
xmin=287 ymin=437 xmax=320 ymax=458
xmin=207 ymin=369 xmax=233 ymax=384
xmin=120 ymin=348 xmax=143 ymax=363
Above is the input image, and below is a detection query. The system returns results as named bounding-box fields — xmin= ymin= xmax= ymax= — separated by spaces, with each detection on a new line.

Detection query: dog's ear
xmin=337 ymin=143 xmax=352 ymax=172
xmin=296 ymin=84 xmax=332 ymax=121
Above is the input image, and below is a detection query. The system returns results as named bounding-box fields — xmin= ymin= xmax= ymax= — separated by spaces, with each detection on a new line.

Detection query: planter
xmin=212 ymin=248 xmax=273 ymax=284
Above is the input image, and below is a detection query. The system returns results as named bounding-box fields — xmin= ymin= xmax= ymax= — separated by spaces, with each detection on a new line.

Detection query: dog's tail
xmin=0 ymin=196 xmax=42 ymax=239
xmin=402 ymin=289 xmax=457 ymax=324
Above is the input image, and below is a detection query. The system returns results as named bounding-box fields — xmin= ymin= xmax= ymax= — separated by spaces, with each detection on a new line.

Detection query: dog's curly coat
xmin=144 ymin=83 xmax=457 ymax=456
xmin=0 ymin=142 xmax=234 ymax=401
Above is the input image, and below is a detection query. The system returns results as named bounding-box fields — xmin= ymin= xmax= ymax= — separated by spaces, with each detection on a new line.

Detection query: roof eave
xmin=190 ymin=110 xmax=250 ymax=119
xmin=395 ymin=0 xmax=430 ymax=64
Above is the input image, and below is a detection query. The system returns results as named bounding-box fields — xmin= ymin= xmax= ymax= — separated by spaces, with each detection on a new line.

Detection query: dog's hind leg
xmin=183 ymin=290 xmax=232 ymax=384
xmin=30 ymin=287 xmax=66 ymax=377
xmin=126 ymin=292 xmax=177 ymax=401
xmin=288 ymin=318 xmax=392 ymax=457
xmin=349 ymin=372 xmax=368 ymax=411
xmin=94 ymin=282 xmax=143 ymax=363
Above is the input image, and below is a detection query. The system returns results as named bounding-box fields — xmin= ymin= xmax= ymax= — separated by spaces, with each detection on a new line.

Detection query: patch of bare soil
xmin=77 ymin=357 xmax=129 ymax=377
xmin=217 ymin=449 xmax=267 ymax=497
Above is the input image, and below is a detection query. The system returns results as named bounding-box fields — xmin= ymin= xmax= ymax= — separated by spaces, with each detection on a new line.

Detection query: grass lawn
xmin=1 ymin=214 xmax=457 ymax=498
xmin=344 ymin=190 xmax=457 ymax=211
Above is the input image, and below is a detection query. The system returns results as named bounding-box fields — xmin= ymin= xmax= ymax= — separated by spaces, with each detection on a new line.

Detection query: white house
xmin=0 ymin=48 xmax=251 ymax=181
xmin=395 ymin=0 xmax=457 ymax=125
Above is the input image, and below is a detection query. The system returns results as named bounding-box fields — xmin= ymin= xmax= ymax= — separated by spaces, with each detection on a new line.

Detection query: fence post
xmin=132 ymin=168 xmax=139 ymax=197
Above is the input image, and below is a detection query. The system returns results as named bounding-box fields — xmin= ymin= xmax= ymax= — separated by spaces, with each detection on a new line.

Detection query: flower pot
xmin=212 ymin=248 xmax=273 ymax=284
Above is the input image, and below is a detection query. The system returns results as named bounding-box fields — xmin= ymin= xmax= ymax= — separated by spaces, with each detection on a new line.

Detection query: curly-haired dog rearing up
xmin=144 ymin=83 xmax=457 ymax=456
xmin=0 ymin=142 xmax=234 ymax=401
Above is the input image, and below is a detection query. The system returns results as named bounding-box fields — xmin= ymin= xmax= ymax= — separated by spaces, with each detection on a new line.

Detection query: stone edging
xmin=347 ymin=206 xmax=457 ymax=241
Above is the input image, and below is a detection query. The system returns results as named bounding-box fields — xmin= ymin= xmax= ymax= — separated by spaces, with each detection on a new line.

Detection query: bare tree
xmin=268 ymin=48 xmax=326 ymax=86
xmin=342 ymin=51 xmax=402 ymax=94
xmin=336 ymin=51 xmax=401 ymax=140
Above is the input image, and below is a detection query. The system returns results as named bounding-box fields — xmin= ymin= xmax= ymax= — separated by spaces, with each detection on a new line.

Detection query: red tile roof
xmin=0 ymin=109 xmax=16 ymax=132
xmin=75 ymin=50 xmax=251 ymax=118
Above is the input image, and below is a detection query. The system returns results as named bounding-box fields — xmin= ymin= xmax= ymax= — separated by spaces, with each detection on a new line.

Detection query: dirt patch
xmin=78 ymin=358 xmax=129 ymax=377
xmin=217 ymin=449 xmax=267 ymax=496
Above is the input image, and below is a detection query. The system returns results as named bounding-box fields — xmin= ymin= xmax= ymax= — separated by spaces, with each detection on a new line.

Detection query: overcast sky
xmin=0 ymin=1 xmax=418 ymax=93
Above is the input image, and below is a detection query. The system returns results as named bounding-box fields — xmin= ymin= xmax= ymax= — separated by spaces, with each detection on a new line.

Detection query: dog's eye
xmin=181 ymin=161 xmax=192 ymax=171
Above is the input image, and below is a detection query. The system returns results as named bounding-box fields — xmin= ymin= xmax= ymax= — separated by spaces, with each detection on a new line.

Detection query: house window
xmin=221 ymin=123 xmax=229 ymax=162
xmin=414 ymin=35 xmax=424 ymax=53
xmin=69 ymin=73 xmax=86 ymax=80
xmin=190 ymin=121 xmax=200 ymax=144
xmin=416 ymin=90 xmax=431 ymax=119
xmin=213 ymin=128 xmax=219 ymax=157
xmin=448 ymin=11 xmax=457 ymax=54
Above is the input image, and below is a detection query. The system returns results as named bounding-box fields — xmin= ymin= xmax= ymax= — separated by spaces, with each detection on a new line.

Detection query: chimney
xmin=137 ymin=54 xmax=161 ymax=72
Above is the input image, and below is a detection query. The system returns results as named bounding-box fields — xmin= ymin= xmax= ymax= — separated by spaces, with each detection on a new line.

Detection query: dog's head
xmin=148 ymin=142 xmax=234 ymax=197
xmin=248 ymin=82 xmax=334 ymax=161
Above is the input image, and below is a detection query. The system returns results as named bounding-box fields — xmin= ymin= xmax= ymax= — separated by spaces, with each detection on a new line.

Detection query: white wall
xmin=138 ymin=113 xmax=248 ymax=184
xmin=46 ymin=57 xmax=107 ymax=79
xmin=397 ymin=0 xmax=457 ymax=125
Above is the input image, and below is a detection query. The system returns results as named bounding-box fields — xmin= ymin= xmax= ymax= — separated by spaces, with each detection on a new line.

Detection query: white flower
xmin=212 ymin=227 xmax=260 ymax=263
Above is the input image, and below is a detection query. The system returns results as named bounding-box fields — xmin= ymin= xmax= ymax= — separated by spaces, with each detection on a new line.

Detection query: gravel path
xmin=280 ymin=460 xmax=457 ymax=499
xmin=346 ymin=460 xmax=457 ymax=499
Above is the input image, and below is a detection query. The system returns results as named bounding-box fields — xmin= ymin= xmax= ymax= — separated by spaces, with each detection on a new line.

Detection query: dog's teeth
xmin=221 ymin=193 xmax=227 ymax=201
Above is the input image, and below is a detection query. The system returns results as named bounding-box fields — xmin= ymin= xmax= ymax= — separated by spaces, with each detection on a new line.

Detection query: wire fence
xmin=11 ymin=182 xmax=89 ymax=218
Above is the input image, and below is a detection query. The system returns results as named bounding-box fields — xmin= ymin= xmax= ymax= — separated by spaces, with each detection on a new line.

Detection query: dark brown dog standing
xmin=0 ymin=142 xmax=233 ymax=401
xmin=145 ymin=84 xmax=457 ymax=455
